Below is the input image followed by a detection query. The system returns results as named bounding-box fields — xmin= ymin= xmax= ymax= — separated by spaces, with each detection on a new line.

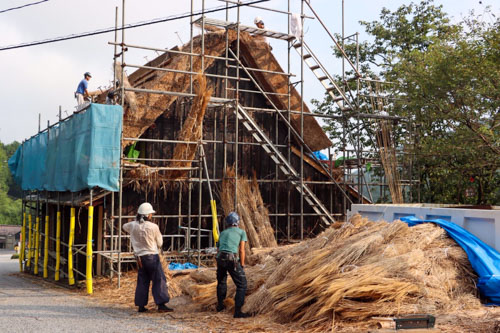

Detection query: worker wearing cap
xmin=216 ymin=212 xmax=251 ymax=318
xmin=75 ymin=72 xmax=92 ymax=106
xmin=253 ymin=16 xmax=271 ymax=48
xmin=123 ymin=202 xmax=173 ymax=313
xmin=254 ymin=16 xmax=265 ymax=29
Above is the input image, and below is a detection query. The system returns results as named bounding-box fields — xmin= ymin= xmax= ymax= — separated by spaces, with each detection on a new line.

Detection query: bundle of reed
xmin=367 ymin=81 xmax=403 ymax=204
xmin=126 ymin=163 xmax=170 ymax=195
xmin=166 ymin=73 xmax=212 ymax=180
xmin=376 ymin=119 xmax=403 ymax=203
xmin=183 ymin=214 xmax=480 ymax=331
xmin=220 ymin=166 xmax=278 ymax=251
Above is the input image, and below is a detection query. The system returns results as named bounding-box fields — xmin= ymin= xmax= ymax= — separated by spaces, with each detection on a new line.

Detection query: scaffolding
xmin=19 ymin=0 xmax=417 ymax=289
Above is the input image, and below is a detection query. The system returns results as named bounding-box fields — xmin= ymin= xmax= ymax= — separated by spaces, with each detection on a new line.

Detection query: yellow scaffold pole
xmin=86 ymin=205 xmax=94 ymax=294
xmin=34 ymin=215 xmax=40 ymax=275
xmin=200 ymin=146 xmax=219 ymax=244
xmin=55 ymin=209 xmax=61 ymax=281
xmin=43 ymin=213 xmax=49 ymax=278
xmin=27 ymin=214 xmax=32 ymax=268
xmin=20 ymin=212 xmax=26 ymax=272
xmin=68 ymin=207 xmax=75 ymax=285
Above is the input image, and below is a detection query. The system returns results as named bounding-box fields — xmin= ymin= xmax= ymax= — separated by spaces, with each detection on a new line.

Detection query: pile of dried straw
xmin=182 ymin=214 xmax=480 ymax=331
xmin=221 ymin=166 xmax=278 ymax=251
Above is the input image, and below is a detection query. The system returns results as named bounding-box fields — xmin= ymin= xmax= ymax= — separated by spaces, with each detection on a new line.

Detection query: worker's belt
xmin=138 ymin=253 xmax=157 ymax=258
xmin=218 ymin=251 xmax=237 ymax=262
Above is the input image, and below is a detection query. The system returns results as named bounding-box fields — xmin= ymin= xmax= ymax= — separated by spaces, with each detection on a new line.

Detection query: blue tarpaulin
xmin=8 ymin=104 xmax=123 ymax=192
xmin=401 ymin=216 xmax=500 ymax=305
xmin=168 ymin=262 xmax=198 ymax=270
xmin=312 ymin=151 xmax=328 ymax=160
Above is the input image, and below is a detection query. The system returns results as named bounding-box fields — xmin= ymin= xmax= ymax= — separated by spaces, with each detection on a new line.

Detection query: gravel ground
xmin=0 ymin=251 xmax=186 ymax=333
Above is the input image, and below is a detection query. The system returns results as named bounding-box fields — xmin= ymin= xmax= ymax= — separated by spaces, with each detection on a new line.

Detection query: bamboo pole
xmin=27 ymin=214 xmax=32 ymax=267
xmin=34 ymin=216 xmax=40 ymax=275
xmin=43 ymin=214 xmax=49 ymax=278
xmin=68 ymin=207 xmax=76 ymax=285
xmin=20 ymin=212 xmax=26 ymax=271
xmin=86 ymin=206 xmax=94 ymax=294
xmin=55 ymin=210 xmax=61 ymax=281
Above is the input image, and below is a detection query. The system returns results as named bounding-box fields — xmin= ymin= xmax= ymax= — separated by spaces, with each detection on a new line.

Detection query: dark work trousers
xmin=135 ymin=254 xmax=170 ymax=307
xmin=216 ymin=258 xmax=247 ymax=309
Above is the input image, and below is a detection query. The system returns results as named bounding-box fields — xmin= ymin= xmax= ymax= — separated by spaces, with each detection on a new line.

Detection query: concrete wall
xmin=348 ymin=204 xmax=500 ymax=252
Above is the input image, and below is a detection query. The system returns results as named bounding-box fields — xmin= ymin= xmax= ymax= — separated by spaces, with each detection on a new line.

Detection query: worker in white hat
xmin=253 ymin=16 xmax=271 ymax=47
xmin=254 ymin=16 xmax=265 ymax=29
xmin=123 ymin=202 xmax=173 ymax=313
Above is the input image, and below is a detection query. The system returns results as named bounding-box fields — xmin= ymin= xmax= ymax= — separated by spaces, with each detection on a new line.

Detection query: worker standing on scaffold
xmin=123 ymin=202 xmax=173 ymax=313
xmin=216 ymin=212 xmax=251 ymax=318
xmin=75 ymin=72 xmax=92 ymax=106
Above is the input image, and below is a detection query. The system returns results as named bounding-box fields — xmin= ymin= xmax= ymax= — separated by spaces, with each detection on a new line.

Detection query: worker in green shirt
xmin=216 ymin=212 xmax=251 ymax=318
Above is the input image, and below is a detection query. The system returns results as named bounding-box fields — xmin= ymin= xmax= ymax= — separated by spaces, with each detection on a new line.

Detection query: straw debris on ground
xmin=180 ymin=214 xmax=481 ymax=331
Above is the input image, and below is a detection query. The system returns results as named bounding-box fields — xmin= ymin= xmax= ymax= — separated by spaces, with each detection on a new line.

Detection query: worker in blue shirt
xmin=75 ymin=72 xmax=92 ymax=106
xmin=216 ymin=212 xmax=251 ymax=318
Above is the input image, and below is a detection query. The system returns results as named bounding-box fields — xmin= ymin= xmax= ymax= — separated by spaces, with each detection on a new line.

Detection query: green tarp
xmin=8 ymin=104 xmax=123 ymax=192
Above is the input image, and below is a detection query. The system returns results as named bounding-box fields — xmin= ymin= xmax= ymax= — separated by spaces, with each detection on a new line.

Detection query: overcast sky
xmin=0 ymin=0 xmax=496 ymax=144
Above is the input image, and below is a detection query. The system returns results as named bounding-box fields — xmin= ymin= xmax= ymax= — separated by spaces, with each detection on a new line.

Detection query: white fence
xmin=348 ymin=204 xmax=500 ymax=252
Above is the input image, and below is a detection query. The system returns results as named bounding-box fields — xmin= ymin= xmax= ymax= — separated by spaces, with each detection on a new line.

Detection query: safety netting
xmin=8 ymin=104 xmax=123 ymax=192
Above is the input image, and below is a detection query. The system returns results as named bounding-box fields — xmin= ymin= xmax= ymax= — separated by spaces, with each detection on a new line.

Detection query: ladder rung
xmin=293 ymin=42 xmax=302 ymax=48
xmin=309 ymin=65 xmax=320 ymax=70
xmin=332 ymin=96 xmax=344 ymax=102
xmin=326 ymin=87 xmax=336 ymax=91
xmin=342 ymin=107 xmax=353 ymax=112
xmin=303 ymin=54 xmax=312 ymax=59
xmin=317 ymin=76 xmax=328 ymax=81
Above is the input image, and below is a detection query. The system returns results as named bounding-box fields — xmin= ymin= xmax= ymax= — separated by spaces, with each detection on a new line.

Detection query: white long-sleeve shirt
xmin=122 ymin=220 xmax=163 ymax=256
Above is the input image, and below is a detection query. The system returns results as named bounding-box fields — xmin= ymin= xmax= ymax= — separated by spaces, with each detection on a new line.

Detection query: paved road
xmin=0 ymin=251 xmax=184 ymax=333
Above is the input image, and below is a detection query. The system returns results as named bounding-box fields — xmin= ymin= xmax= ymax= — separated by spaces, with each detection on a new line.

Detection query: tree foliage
xmin=0 ymin=141 xmax=22 ymax=225
xmin=316 ymin=0 xmax=499 ymax=204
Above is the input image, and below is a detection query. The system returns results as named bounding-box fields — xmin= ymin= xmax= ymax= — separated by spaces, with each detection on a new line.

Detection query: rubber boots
xmin=234 ymin=307 xmax=251 ymax=318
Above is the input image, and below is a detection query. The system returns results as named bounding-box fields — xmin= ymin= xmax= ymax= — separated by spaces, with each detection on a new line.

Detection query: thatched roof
xmin=122 ymin=30 xmax=332 ymax=151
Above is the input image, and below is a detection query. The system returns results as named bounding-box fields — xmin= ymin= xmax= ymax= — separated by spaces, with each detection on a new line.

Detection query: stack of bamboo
xmin=377 ymin=120 xmax=403 ymax=203
xmin=181 ymin=214 xmax=480 ymax=331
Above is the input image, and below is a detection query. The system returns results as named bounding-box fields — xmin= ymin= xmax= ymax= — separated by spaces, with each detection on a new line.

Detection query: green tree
xmin=393 ymin=15 xmax=500 ymax=204
xmin=316 ymin=0 xmax=500 ymax=204
xmin=0 ymin=142 xmax=22 ymax=225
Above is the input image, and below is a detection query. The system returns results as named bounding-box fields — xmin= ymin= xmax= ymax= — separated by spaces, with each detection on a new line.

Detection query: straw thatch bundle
xmin=220 ymin=166 xmax=278 ymax=253
xmin=166 ymin=73 xmax=212 ymax=179
xmin=181 ymin=214 xmax=480 ymax=330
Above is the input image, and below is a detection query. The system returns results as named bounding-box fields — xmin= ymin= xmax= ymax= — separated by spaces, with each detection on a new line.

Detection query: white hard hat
xmin=138 ymin=202 xmax=156 ymax=215
xmin=254 ymin=16 xmax=264 ymax=25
